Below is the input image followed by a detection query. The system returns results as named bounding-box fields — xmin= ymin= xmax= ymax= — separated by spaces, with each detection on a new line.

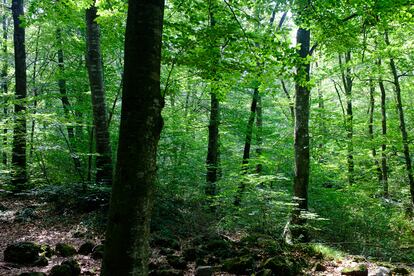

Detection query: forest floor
xmin=0 ymin=191 xmax=412 ymax=276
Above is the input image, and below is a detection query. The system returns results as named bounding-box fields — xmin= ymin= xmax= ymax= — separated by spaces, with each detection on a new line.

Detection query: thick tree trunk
xmin=85 ymin=2 xmax=113 ymax=186
xmin=235 ymin=88 xmax=259 ymax=206
xmin=57 ymin=28 xmax=83 ymax=181
xmin=11 ymin=0 xmax=27 ymax=189
xmin=206 ymin=92 xmax=220 ymax=196
xmin=368 ymin=80 xmax=382 ymax=182
xmin=2 ymin=3 xmax=8 ymax=166
xmin=385 ymin=33 xmax=414 ymax=208
xmin=339 ymin=52 xmax=354 ymax=185
xmin=378 ymin=60 xmax=388 ymax=197
xmin=101 ymin=0 xmax=165 ymax=275
xmin=291 ymin=27 xmax=311 ymax=241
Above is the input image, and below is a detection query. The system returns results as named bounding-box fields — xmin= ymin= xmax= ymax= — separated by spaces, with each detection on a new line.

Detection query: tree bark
xmin=206 ymin=92 xmax=220 ymax=196
xmin=2 ymin=2 xmax=8 ymax=166
xmin=235 ymin=88 xmax=259 ymax=206
xmin=378 ymin=59 xmax=388 ymax=197
xmin=385 ymin=32 xmax=414 ymax=208
xmin=339 ymin=52 xmax=354 ymax=185
xmin=291 ymin=26 xmax=311 ymax=241
xmin=85 ymin=1 xmax=113 ymax=186
xmin=57 ymin=28 xmax=83 ymax=181
xmin=11 ymin=0 xmax=27 ymax=189
xmin=256 ymin=93 xmax=263 ymax=173
xmin=101 ymin=0 xmax=165 ymax=275
xmin=368 ymin=80 xmax=382 ymax=182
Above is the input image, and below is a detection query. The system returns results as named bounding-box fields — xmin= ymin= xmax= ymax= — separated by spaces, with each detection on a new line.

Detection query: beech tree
xmin=101 ymin=0 xmax=165 ymax=274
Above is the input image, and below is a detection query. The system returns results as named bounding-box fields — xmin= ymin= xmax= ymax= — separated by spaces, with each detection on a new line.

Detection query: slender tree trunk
xmin=85 ymin=1 xmax=113 ymax=186
xmin=339 ymin=52 xmax=354 ymax=185
xmin=2 ymin=2 xmax=8 ymax=166
xmin=256 ymin=94 xmax=263 ymax=173
xmin=57 ymin=28 xmax=83 ymax=180
xmin=206 ymin=92 xmax=220 ymax=196
xmin=29 ymin=27 xmax=40 ymax=159
xmin=368 ymin=80 xmax=382 ymax=182
xmin=11 ymin=0 xmax=27 ymax=189
xmin=385 ymin=32 xmax=414 ymax=208
xmin=101 ymin=0 xmax=165 ymax=274
xmin=378 ymin=59 xmax=388 ymax=197
xmin=291 ymin=26 xmax=311 ymax=241
xmin=235 ymin=88 xmax=259 ymax=206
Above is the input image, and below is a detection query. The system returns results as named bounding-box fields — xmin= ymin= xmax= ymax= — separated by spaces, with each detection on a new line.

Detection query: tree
xmin=85 ymin=0 xmax=113 ymax=186
xmin=1 ymin=0 xmax=8 ymax=166
xmin=101 ymin=0 xmax=165 ymax=274
xmin=11 ymin=0 xmax=27 ymax=189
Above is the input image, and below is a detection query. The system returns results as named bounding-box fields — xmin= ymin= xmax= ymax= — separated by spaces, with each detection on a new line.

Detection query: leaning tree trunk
xmin=11 ymin=0 xmax=27 ymax=190
xmin=85 ymin=1 xmax=113 ymax=186
xmin=378 ymin=59 xmax=388 ymax=197
xmin=339 ymin=52 xmax=354 ymax=185
xmin=291 ymin=26 xmax=311 ymax=241
xmin=101 ymin=0 xmax=165 ymax=275
xmin=2 ymin=2 xmax=8 ymax=166
xmin=235 ymin=88 xmax=259 ymax=206
xmin=368 ymin=80 xmax=382 ymax=182
xmin=385 ymin=33 xmax=414 ymax=209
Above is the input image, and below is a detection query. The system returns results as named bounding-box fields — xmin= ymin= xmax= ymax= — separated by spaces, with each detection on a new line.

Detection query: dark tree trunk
xmin=2 ymin=2 xmax=8 ymax=166
xmin=85 ymin=1 xmax=113 ymax=186
xmin=291 ymin=27 xmax=311 ymax=241
xmin=368 ymin=80 xmax=382 ymax=182
xmin=57 ymin=28 xmax=83 ymax=181
xmin=339 ymin=52 xmax=354 ymax=185
xmin=235 ymin=88 xmax=259 ymax=206
xmin=385 ymin=33 xmax=414 ymax=209
xmin=101 ymin=0 xmax=165 ymax=275
xmin=378 ymin=60 xmax=388 ymax=197
xmin=206 ymin=92 xmax=220 ymax=196
xmin=29 ymin=27 xmax=40 ymax=159
xmin=256 ymin=93 xmax=263 ymax=173
xmin=11 ymin=0 xmax=27 ymax=189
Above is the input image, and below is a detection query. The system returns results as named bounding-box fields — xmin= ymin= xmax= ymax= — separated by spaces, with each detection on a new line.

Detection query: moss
xmin=55 ymin=243 xmax=76 ymax=257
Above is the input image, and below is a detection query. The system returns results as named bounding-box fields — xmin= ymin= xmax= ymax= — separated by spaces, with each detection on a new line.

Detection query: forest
xmin=0 ymin=0 xmax=413 ymax=275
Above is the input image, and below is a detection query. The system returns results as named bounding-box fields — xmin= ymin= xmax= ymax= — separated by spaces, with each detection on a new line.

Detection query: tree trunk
xmin=339 ymin=52 xmax=354 ymax=185
xmin=11 ymin=0 xmax=27 ymax=189
xmin=385 ymin=32 xmax=414 ymax=209
xmin=378 ymin=59 xmax=388 ymax=197
xmin=206 ymin=92 xmax=220 ymax=196
xmin=291 ymin=26 xmax=311 ymax=241
xmin=2 ymin=2 xmax=8 ymax=166
xmin=368 ymin=80 xmax=382 ymax=182
xmin=101 ymin=0 xmax=165 ymax=275
xmin=235 ymin=88 xmax=259 ymax=206
xmin=256 ymin=94 xmax=263 ymax=173
xmin=57 ymin=28 xmax=83 ymax=181
xmin=85 ymin=1 xmax=113 ymax=186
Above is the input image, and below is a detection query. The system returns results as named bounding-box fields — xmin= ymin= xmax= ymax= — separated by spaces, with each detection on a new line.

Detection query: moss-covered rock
xmin=260 ymin=256 xmax=301 ymax=276
xmin=55 ymin=243 xmax=77 ymax=257
xmin=49 ymin=259 xmax=80 ymax=276
xmin=4 ymin=242 xmax=41 ymax=265
xmin=40 ymin=244 xmax=53 ymax=258
xmin=78 ymin=241 xmax=95 ymax=255
xmin=222 ymin=256 xmax=255 ymax=274
xmin=166 ymin=255 xmax=187 ymax=270
xmin=341 ymin=264 xmax=368 ymax=276
xmin=19 ymin=273 xmax=46 ymax=276
xmin=391 ymin=266 xmax=410 ymax=275
xmin=33 ymin=255 xmax=48 ymax=267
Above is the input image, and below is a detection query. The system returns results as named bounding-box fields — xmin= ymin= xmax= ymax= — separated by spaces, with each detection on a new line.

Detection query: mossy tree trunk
xmin=101 ymin=0 xmax=165 ymax=275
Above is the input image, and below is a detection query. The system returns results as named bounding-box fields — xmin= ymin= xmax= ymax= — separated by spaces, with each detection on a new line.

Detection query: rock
xmin=4 ymin=242 xmax=41 ymax=265
xmin=151 ymin=236 xmax=180 ymax=250
xmin=315 ymin=262 xmax=327 ymax=272
xmin=78 ymin=241 xmax=95 ymax=255
xmin=166 ymin=255 xmax=187 ymax=270
xmin=15 ymin=207 xmax=39 ymax=222
xmin=203 ymin=239 xmax=232 ymax=259
xmin=19 ymin=273 xmax=46 ymax=276
xmin=391 ymin=267 xmax=410 ymax=275
xmin=222 ymin=256 xmax=255 ymax=275
xmin=195 ymin=266 xmax=216 ymax=276
xmin=55 ymin=243 xmax=77 ymax=257
xmin=261 ymin=257 xmax=299 ymax=276
xmin=376 ymin=266 xmax=391 ymax=276
xmin=341 ymin=264 xmax=368 ymax=276
xmin=40 ymin=244 xmax=53 ymax=258
xmin=183 ymin=247 xmax=206 ymax=262
xmin=149 ymin=269 xmax=184 ymax=276
xmin=33 ymin=255 xmax=48 ymax=267
xmin=91 ymin=244 xmax=105 ymax=259
xmin=49 ymin=259 xmax=81 ymax=276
